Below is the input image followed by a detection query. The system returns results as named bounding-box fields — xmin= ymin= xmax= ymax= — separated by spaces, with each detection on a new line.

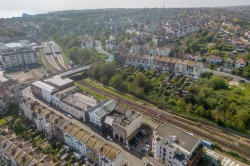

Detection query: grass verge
xmin=75 ymin=82 xmax=108 ymax=101
xmin=83 ymin=78 xmax=152 ymax=106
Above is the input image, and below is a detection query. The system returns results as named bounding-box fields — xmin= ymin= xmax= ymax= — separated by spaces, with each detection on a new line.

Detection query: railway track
xmin=77 ymin=80 xmax=250 ymax=160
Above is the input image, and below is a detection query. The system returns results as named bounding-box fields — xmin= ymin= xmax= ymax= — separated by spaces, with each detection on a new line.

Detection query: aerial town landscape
xmin=0 ymin=1 xmax=250 ymax=166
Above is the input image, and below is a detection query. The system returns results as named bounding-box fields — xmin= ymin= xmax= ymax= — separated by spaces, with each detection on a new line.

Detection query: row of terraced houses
xmin=20 ymin=98 xmax=124 ymax=166
xmin=124 ymin=54 xmax=204 ymax=78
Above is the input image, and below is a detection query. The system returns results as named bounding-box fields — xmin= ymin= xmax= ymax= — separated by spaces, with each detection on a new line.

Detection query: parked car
xmin=141 ymin=129 xmax=147 ymax=135
xmin=64 ymin=112 xmax=68 ymax=116
xmin=146 ymin=139 xmax=151 ymax=145
xmin=67 ymin=114 xmax=73 ymax=119
xmin=107 ymin=135 xmax=113 ymax=141
xmin=123 ymin=145 xmax=130 ymax=151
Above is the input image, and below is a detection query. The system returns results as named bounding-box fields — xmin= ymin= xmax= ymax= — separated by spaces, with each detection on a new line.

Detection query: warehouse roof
xmin=32 ymin=81 xmax=56 ymax=93
xmin=45 ymin=75 xmax=73 ymax=87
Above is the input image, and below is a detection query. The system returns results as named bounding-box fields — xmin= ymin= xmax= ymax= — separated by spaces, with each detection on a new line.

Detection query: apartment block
xmin=0 ymin=41 xmax=38 ymax=70
xmin=152 ymin=123 xmax=203 ymax=166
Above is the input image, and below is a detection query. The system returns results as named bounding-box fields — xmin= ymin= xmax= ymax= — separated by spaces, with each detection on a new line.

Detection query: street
xmin=22 ymin=87 xmax=149 ymax=166
xmin=205 ymin=68 xmax=250 ymax=83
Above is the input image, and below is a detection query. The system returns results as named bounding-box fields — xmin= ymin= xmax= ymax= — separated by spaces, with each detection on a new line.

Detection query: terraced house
xmin=0 ymin=125 xmax=65 ymax=166
xmin=125 ymin=54 xmax=204 ymax=77
xmin=20 ymin=98 xmax=123 ymax=166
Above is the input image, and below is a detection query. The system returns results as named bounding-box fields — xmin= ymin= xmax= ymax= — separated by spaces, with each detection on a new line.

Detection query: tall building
xmin=0 ymin=40 xmax=38 ymax=70
xmin=152 ymin=123 xmax=203 ymax=166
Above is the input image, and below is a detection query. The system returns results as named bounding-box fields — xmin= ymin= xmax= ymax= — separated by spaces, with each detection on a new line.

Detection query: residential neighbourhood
xmin=0 ymin=3 xmax=250 ymax=166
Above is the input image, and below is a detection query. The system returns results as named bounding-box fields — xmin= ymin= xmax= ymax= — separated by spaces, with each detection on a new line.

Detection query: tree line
xmin=87 ymin=63 xmax=250 ymax=132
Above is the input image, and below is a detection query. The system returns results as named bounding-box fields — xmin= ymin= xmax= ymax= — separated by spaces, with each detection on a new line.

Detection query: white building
xmin=31 ymin=81 xmax=57 ymax=103
xmin=20 ymin=97 xmax=124 ymax=165
xmin=152 ymin=123 xmax=203 ymax=166
xmin=44 ymin=75 xmax=73 ymax=90
xmin=87 ymin=100 xmax=117 ymax=128
xmin=0 ymin=41 xmax=38 ymax=70
xmin=235 ymin=58 xmax=246 ymax=69
xmin=112 ymin=110 xmax=142 ymax=144
xmin=51 ymin=87 xmax=99 ymax=121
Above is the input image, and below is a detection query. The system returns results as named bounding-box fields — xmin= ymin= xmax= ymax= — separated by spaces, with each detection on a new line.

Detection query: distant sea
xmin=0 ymin=10 xmax=45 ymax=18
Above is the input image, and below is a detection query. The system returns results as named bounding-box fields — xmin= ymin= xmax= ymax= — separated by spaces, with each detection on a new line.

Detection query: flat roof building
xmin=31 ymin=81 xmax=57 ymax=103
xmin=152 ymin=123 xmax=203 ymax=166
xmin=45 ymin=75 xmax=73 ymax=90
xmin=0 ymin=40 xmax=37 ymax=70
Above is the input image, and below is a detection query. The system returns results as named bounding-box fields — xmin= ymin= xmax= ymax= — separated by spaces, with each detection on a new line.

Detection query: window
xmin=169 ymin=152 xmax=172 ymax=155
xmin=160 ymin=146 xmax=162 ymax=149
xmin=163 ymin=148 xmax=166 ymax=152
xmin=169 ymin=156 xmax=171 ymax=159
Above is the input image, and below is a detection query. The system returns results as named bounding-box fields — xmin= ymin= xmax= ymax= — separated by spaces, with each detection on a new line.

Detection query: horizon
xmin=0 ymin=0 xmax=250 ymax=18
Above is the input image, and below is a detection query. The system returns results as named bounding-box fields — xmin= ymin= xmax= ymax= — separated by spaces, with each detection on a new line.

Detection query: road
xmin=95 ymin=40 xmax=110 ymax=55
xmin=205 ymin=68 xmax=250 ymax=83
xmin=239 ymin=37 xmax=250 ymax=45
xmin=22 ymin=87 xmax=148 ymax=166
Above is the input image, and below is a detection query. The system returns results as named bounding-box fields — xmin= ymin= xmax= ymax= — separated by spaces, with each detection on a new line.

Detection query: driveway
xmin=205 ymin=68 xmax=250 ymax=83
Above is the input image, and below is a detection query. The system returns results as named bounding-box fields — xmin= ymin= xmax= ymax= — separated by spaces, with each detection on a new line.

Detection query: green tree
xmin=208 ymin=76 xmax=228 ymax=90
xmin=133 ymin=72 xmax=146 ymax=86
xmin=13 ymin=118 xmax=26 ymax=135
xmin=110 ymin=74 xmax=123 ymax=90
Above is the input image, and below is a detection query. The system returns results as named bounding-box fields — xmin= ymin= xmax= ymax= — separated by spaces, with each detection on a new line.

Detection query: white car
xmin=125 ymin=145 xmax=130 ymax=151
xmin=67 ymin=114 xmax=73 ymax=119
xmin=141 ymin=129 xmax=147 ymax=135
xmin=107 ymin=136 xmax=113 ymax=141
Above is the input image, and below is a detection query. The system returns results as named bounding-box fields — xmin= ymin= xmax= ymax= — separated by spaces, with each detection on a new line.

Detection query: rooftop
xmin=45 ymin=75 xmax=73 ymax=87
xmin=32 ymin=81 xmax=56 ymax=93
xmin=155 ymin=123 xmax=200 ymax=153
xmin=113 ymin=109 xmax=140 ymax=127
xmin=61 ymin=92 xmax=97 ymax=111
xmin=5 ymin=43 xmax=23 ymax=48
xmin=0 ymin=71 xmax=8 ymax=83
xmin=89 ymin=100 xmax=117 ymax=118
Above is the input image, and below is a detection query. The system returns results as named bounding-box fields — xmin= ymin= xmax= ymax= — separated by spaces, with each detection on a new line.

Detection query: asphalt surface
xmin=205 ymin=68 xmax=250 ymax=83
xmin=22 ymin=87 xmax=149 ymax=166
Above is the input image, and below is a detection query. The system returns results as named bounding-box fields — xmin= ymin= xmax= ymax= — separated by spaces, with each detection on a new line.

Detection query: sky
xmin=0 ymin=0 xmax=250 ymax=18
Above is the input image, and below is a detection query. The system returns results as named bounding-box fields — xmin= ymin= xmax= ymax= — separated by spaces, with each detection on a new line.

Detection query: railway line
xmin=77 ymin=80 xmax=250 ymax=160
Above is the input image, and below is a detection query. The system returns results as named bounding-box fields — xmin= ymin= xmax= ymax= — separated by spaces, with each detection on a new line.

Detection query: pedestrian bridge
xmin=60 ymin=65 xmax=91 ymax=78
